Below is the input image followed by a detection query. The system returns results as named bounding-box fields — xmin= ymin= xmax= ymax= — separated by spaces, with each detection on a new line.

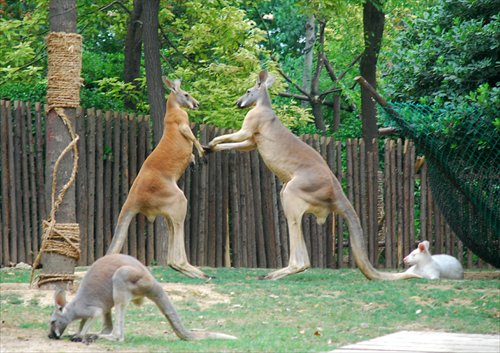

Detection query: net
xmin=382 ymin=102 xmax=499 ymax=267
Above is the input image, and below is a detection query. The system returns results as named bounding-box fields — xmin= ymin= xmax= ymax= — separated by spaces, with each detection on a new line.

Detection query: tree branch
xmin=322 ymin=53 xmax=338 ymax=81
xmin=319 ymin=87 xmax=342 ymax=99
xmin=311 ymin=20 xmax=326 ymax=93
xmin=158 ymin=26 xmax=199 ymax=66
xmin=253 ymin=5 xmax=277 ymax=58
xmin=338 ymin=52 xmax=363 ymax=81
xmin=275 ymin=66 xmax=311 ymax=98
xmin=98 ymin=0 xmax=130 ymax=14
xmin=379 ymin=127 xmax=398 ymax=135
xmin=278 ymin=92 xmax=310 ymax=101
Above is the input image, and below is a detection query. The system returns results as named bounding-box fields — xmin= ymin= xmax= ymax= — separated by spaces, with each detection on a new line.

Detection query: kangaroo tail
xmin=106 ymin=204 xmax=136 ymax=255
xmin=149 ymin=285 xmax=237 ymax=341
xmin=337 ymin=202 xmax=420 ymax=280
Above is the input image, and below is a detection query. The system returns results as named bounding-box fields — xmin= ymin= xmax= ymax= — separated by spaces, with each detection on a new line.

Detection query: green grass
xmin=1 ymin=266 xmax=499 ymax=352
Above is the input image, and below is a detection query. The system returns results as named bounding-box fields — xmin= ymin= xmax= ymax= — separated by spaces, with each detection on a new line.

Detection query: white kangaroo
xmin=207 ymin=70 xmax=419 ymax=280
xmin=404 ymin=240 xmax=464 ymax=279
xmin=106 ymin=77 xmax=207 ymax=279
xmin=48 ymin=254 xmax=237 ymax=343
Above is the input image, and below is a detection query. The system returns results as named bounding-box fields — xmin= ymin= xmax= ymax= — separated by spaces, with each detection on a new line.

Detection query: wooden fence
xmin=0 ymin=100 xmax=483 ymax=269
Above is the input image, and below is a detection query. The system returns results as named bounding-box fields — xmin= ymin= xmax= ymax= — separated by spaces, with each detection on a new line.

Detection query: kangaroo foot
xmin=169 ymin=262 xmax=208 ymax=279
xmin=70 ymin=334 xmax=98 ymax=344
xmin=69 ymin=334 xmax=83 ymax=343
xmin=98 ymin=333 xmax=122 ymax=342
xmin=259 ymin=264 xmax=310 ymax=280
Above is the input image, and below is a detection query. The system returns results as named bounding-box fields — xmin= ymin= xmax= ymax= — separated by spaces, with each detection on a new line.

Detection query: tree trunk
xmin=311 ymin=20 xmax=326 ymax=131
xmin=142 ymin=0 xmax=168 ymax=262
xmin=360 ymin=0 xmax=384 ymax=153
xmin=142 ymin=0 xmax=165 ymax=144
xmin=360 ymin=0 xmax=384 ymax=260
xmin=302 ymin=15 xmax=315 ymax=107
xmin=43 ymin=0 xmax=78 ymax=289
xmin=124 ymin=0 xmax=143 ymax=110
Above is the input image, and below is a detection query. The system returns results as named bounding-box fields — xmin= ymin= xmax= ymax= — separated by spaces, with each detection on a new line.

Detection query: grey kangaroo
xmin=48 ymin=254 xmax=236 ymax=343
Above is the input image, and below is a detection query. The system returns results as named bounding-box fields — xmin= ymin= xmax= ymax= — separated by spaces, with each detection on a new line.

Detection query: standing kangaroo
xmin=106 ymin=78 xmax=207 ymax=279
xmin=404 ymin=241 xmax=464 ymax=279
xmin=48 ymin=254 xmax=237 ymax=342
xmin=207 ymin=70 xmax=419 ymax=280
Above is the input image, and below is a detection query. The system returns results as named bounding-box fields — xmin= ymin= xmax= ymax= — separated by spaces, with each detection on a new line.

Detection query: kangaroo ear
xmin=162 ymin=77 xmax=177 ymax=92
xmin=173 ymin=79 xmax=181 ymax=92
xmin=54 ymin=289 xmax=66 ymax=310
xmin=418 ymin=242 xmax=427 ymax=252
xmin=265 ymin=74 xmax=276 ymax=88
xmin=257 ymin=70 xmax=268 ymax=86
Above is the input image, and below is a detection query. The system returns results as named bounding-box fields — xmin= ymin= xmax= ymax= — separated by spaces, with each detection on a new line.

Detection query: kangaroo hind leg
xmin=262 ymin=182 xmax=311 ymax=280
xmin=99 ymin=266 xmax=145 ymax=342
xmin=164 ymin=187 xmax=207 ymax=279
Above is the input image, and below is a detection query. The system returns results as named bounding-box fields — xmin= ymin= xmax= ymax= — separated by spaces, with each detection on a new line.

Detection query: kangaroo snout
xmin=48 ymin=331 xmax=60 ymax=340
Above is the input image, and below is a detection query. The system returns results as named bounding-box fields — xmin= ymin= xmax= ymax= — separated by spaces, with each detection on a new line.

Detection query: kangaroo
xmin=404 ymin=240 xmax=464 ymax=279
xmin=48 ymin=254 xmax=237 ymax=343
xmin=106 ymin=78 xmax=207 ymax=279
xmin=207 ymin=70 xmax=419 ymax=280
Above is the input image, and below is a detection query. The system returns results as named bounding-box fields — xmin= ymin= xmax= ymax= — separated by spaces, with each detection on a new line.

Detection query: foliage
xmin=0 ymin=0 xmax=463 ymax=137
xmin=383 ymin=0 xmax=500 ymax=110
xmin=158 ymin=0 xmax=314 ymax=129
xmin=381 ymin=0 xmax=500 ymax=166
xmin=0 ymin=0 xmax=47 ymax=85
xmin=0 ymin=81 xmax=47 ymax=102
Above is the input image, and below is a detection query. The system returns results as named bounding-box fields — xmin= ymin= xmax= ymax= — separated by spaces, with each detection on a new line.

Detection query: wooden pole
xmin=40 ymin=0 xmax=81 ymax=289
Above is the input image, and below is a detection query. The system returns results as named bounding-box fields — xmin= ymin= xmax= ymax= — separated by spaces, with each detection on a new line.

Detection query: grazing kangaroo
xmin=404 ymin=241 xmax=464 ymax=279
xmin=48 ymin=254 xmax=237 ymax=342
xmin=207 ymin=70 xmax=419 ymax=280
xmin=106 ymin=78 xmax=207 ymax=279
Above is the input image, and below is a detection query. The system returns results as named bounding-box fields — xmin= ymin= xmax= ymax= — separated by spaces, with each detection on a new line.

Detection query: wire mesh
xmin=383 ymin=102 xmax=499 ymax=267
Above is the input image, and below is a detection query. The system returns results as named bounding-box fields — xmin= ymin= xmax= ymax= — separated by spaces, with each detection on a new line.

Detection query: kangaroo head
xmin=236 ymin=70 xmax=276 ymax=109
xmin=48 ymin=289 xmax=70 ymax=340
xmin=403 ymin=240 xmax=431 ymax=266
xmin=162 ymin=77 xmax=200 ymax=109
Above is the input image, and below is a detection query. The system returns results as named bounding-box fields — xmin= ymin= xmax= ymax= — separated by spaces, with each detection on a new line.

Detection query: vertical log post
xmin=32 ymin=0 xmax=82 ymax=289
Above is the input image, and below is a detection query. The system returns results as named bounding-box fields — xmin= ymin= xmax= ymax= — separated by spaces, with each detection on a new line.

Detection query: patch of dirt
xmin=464 ymin=271 xmax=500 ymax=280
xmin=409 ymin=295 xmax=434 ymax=306
xmin=0 ymin=282 xmax=229 ymax=309
xmin=0 ymin=327 xmax=112 ymax=353
xmin=0 ymin=282 xmax=230 ymax=353
xmin=158 ymin=283 xmax=230 ymax=310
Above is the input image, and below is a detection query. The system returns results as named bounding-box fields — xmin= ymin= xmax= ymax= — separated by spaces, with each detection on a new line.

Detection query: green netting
xmin=382 ymin=102 xmax=499 ymax=267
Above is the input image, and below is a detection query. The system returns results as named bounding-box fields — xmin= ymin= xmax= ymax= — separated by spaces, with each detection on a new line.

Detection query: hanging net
xmin=382 ymin=102 xmax=499 ymax=267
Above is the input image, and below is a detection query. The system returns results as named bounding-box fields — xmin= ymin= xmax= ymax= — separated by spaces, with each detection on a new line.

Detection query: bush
xmin=383 ymin=0 xmax=500 ymax=109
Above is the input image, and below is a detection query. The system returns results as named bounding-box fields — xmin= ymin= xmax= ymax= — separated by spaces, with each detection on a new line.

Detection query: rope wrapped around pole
xmin=30 ymin=31 xmax=83 ymax=287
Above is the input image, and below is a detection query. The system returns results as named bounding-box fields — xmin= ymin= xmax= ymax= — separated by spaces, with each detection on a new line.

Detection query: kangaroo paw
xmin=82 ymin=334 xmax=99 ymax=344
xmin=70 ymin=335 xmax=83 ymax=343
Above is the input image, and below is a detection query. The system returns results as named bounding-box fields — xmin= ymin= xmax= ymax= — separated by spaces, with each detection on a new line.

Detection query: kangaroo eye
xmin=247 ymin=90 xmax=251 ymax=94
xmin=184 ymin=94 xmax=188 ymax=97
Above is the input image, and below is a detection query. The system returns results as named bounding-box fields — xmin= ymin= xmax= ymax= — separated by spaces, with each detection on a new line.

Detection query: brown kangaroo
xmin=106 ymin=78 xmax=207 ymax=279
xmin=207 ymin=70 xmax=420 ymax=280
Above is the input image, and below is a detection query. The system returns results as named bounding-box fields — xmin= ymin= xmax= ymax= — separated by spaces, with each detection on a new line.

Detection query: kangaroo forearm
xmin=209 ymin=129 xmax=252 ymax=146
xmin=211 ymin=140 xmax=256 ymax=152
